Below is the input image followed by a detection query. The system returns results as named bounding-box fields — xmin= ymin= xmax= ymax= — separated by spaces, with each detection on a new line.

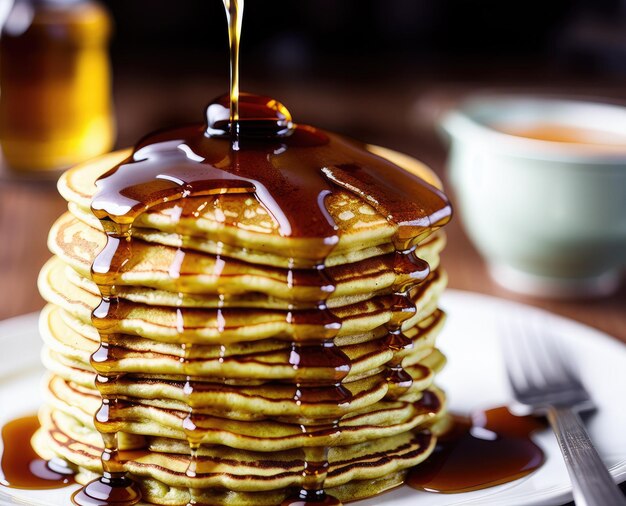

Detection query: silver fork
xmin=500 ymin=314 xmax=626 ymax=506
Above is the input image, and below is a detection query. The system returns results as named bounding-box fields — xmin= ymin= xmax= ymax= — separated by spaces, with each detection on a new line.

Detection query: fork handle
xmin=547 ymin=406 xmax=626 ymax=506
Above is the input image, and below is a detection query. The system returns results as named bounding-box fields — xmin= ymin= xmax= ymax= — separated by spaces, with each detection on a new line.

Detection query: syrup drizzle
xmin=68 ymin=0 xmax=449 ymax=504
xmin=224 ymin=0 xmax=242 ymax=147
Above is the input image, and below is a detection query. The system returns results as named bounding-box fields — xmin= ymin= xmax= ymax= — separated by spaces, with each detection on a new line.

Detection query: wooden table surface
xmin=0 ymin=75 xmax=624 ymax=344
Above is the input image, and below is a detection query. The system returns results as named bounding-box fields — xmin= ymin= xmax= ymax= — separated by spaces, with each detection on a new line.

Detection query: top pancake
xmin=58 ymin=146 xmax=446 ymax=267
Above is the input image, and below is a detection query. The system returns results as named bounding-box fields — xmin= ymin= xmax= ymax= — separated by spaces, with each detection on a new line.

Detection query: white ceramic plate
xmin=1 ymin=290 xmax=625 ymax=506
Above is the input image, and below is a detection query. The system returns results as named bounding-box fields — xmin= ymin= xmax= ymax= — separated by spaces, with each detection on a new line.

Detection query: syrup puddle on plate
xmin=0 ymin=414 xmax=75 ymax=490
xmin=407 ymin=406 xmax=546 ymax=493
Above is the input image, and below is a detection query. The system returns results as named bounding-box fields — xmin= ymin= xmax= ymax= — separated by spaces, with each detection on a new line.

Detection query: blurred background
xmin=100 ymin=0 xmax=626 ymax=150
xmin=0 ymin=0 xmax=624 ymax=338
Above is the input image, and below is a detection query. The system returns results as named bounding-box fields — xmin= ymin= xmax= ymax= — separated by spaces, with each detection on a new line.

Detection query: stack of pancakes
xmin=34 ymin=146 xmax=450 ymax=505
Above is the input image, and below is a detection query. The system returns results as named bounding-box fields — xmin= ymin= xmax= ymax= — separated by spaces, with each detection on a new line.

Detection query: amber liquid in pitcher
xmin=0 ymin=0 xmax=115 ymax=172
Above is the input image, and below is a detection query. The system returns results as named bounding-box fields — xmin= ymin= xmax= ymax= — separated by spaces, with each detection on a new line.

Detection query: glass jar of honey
xmin=0 ymin=0 xmax=114 ymax=172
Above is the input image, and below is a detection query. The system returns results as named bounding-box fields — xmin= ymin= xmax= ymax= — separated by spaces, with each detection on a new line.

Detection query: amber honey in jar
xmin=0 ymin=0 xmax=114 ymax=172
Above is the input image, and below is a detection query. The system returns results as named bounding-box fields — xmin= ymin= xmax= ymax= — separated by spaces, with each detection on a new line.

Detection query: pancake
xmin=40 ymin=303 xmax=445 ymax=385
xmin=48 ymin=212 xmax=445 ymax=305
xmin=35 ymin=110 xmax=452 ymax=505
xmin=38 ymin=255 xmax=447 ymax=344
xmin=41 ymin=355 xmax=446 ymax=448
xmin=34 ymin=404 xmax=442 ymax=505
xmin=58 ymin=146 xmax=445 ymax=268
